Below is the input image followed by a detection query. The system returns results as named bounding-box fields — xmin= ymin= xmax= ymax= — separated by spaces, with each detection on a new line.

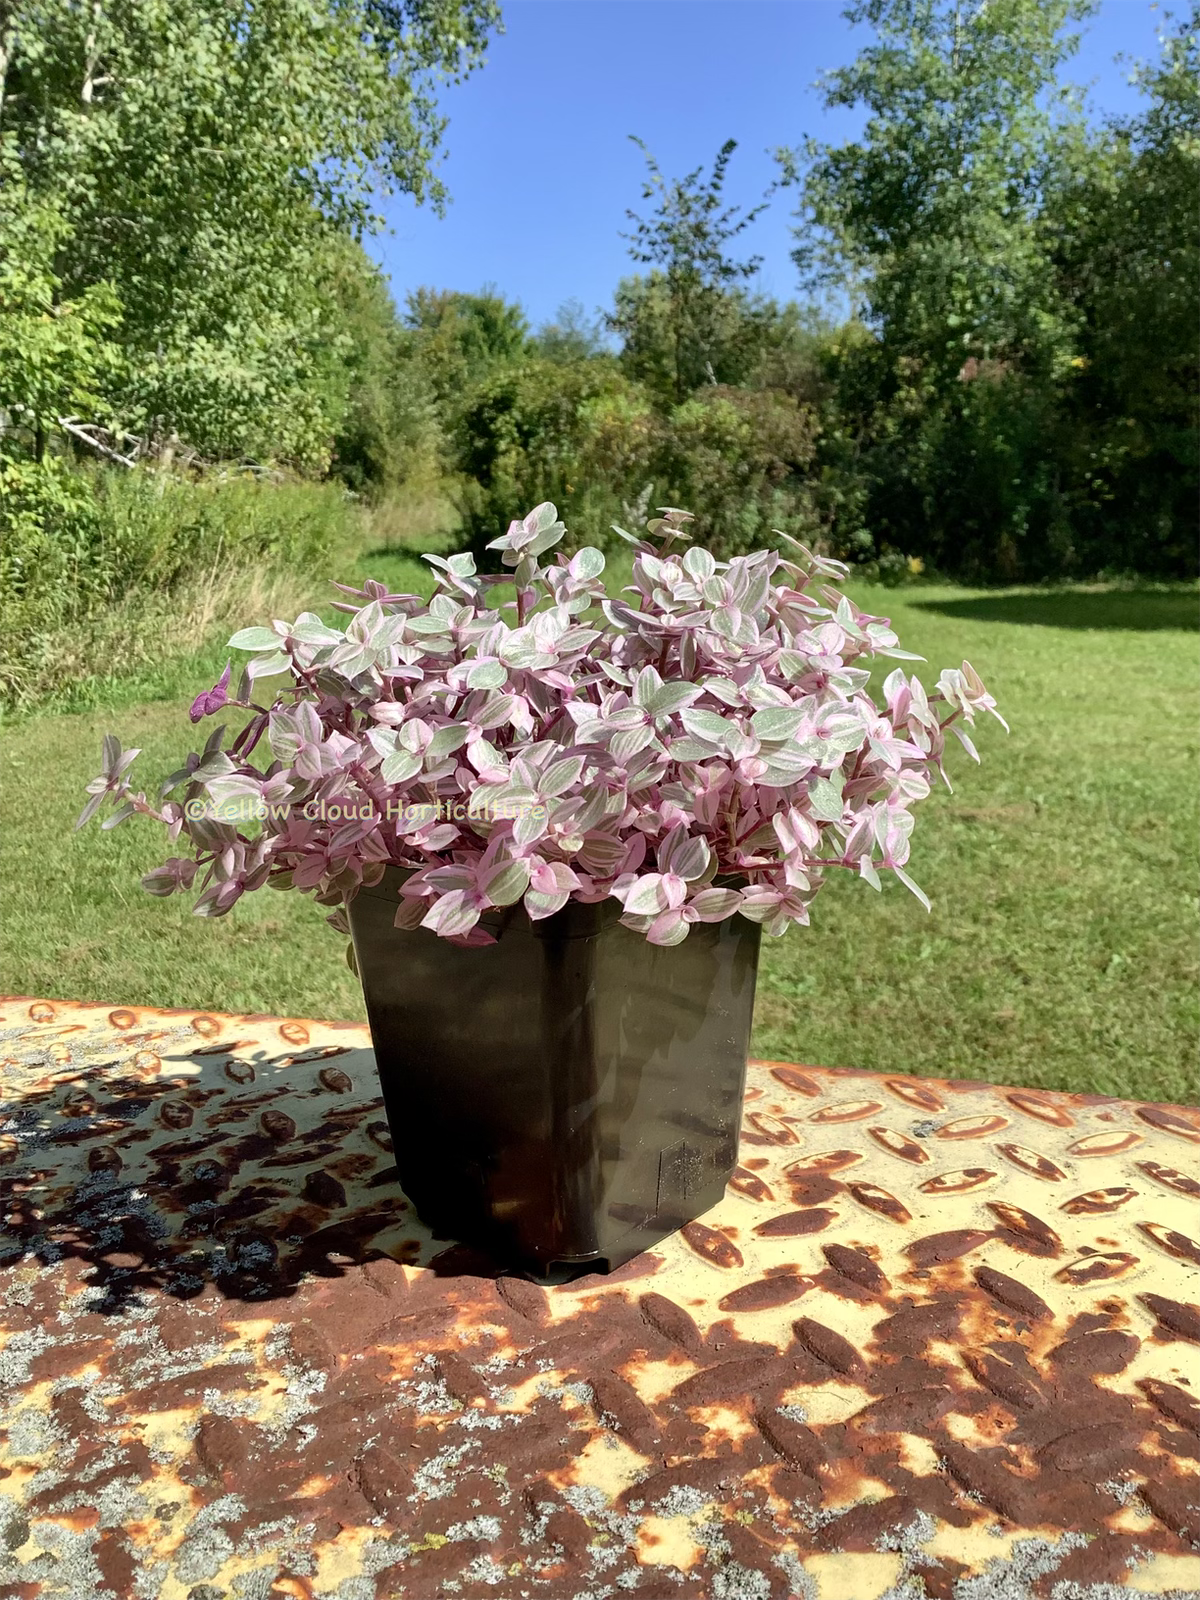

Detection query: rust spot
xmin=1006 ymin=1091 xmax=1074 ymax=1128
xmin=972 ymin=1265 xmax=1052 ymax=1321
xmin=1138 ymin=1377 xmax=1200 ymax=1433
xmin=671 ymin=1356 xmax=777 ymax=1407
xmin=907 ymin=1228 xmax=993 ymax=1268
xmin=639 ymin=1293 xmax=704 ymax=1354
xmin=301 ymin=1170 xmax=347 ymax=1209
xmin=0 ymin=1135 xmax=18 ymax=1166
xmin=919 ymin=1168 xmax=997 ymax=1195
xmin=1135 ymin=1104 xmax=1200 ymax=1143
xmin=742 ymin=1111 xmax=798 ymax=1145
xmin=728 ymin=1167 xmax=774 ymax=1202
xmin=191 ymin=1015 xmax=221 ymax=1037
xmin=1136 ymin=1159 xmax=1200 ymax=1199
xmin=87 ymin=1146 xmax=121 ymax=1175
xmin=995 ymin=1143 xmax=1067 ymax=1181
xmin=814 ymin=1495 xmax=919 ymax=1553
xmin=787 ymin=1149 xmax=862 ymax=1173
xmin=1047 ymin=1328 xmax=1140 ymax=1374
xmin=279 ymin=1021 xmax=310 ymax=1046
xmin=884 ymin=1078 xmax=944 ymax=1112
xmin=318 ymin=1066 xmax=354 ymax=1093
xmin=755 ymin=1409 xmax=826 ymax=1473
xmin=848 ymin=1181 xmax=911 ymax=1224
xmin=868 ymin=1127 xmax=930 ymax=1164
xmin=962 ymin=1348 xmax=1044 ymax=1409
xmin=851 ymin=1386 xmax=953 ymax=1434
xmin=260 ymin=1111 xmax=296 ymax=1144
xmin=942 ymin=1443 xmax=1028 ymax=1522
xmin=366 ymin=1121 xmax=393 ymax=1152
xmin=1139 ymin=1293 xmax=1200 ymax=1343
xmin=754 ymin=1208 xmax=838 ymax=1238
xmin=224 ymin=1059 xmax=255 ymax=1086
xmin=718 ymin=1272 xmax=814 ymax=1312
xmin=1066 ymin=1131 xmax=1143 ymax=1157
xmin=809 ymin=1099 xmax=883 ymax=1124
xmin=28 ymin=1002 xmax=56 ymax=1022
xmin=937 ymin=1113 xmax=1009 ymax=1139
xmin=1138 ymin=1221 xmax=1200 ymax=1267
xmin=1039 ymin=1422 xmax=1139 ymax=1472
xmin=159 ymin=1101 xmax=194 ymax=1130
xmin=590 ymin=1371 xmax=659 ymax=1450
xmin=681 ymin=1221 xmax=743 ymax=1270
xmin=1060 ymin=1186 xmax=1137 ymax=1214
xmin=496 ymin=1277 xmax=547 ymax=1323
xmin=1142 ymin=1478 xmax=1200 ymax=1544
xmin=107 ymin=1009 xmax=137 ymax=1030
xmin=783 ymin=1170 xmax=841 ymax=1206
xmin=356 ymin=1445 xmax=408 ymax=1517
xmin=987 ymin=1201 xmax=1061 ymax=1255
xmin=1055 ymin=1252 xmax=1139 ymax=1285
xmin=793 ymin=1316 xmax=862 ymax=1375
xmin=823 ymin=1244 xmax=888 ymax=1293
xmin=767 ymin=1064 xmax=821 ymax=1097
xmin=131 ymin=1050 xmax=162 ymax=1079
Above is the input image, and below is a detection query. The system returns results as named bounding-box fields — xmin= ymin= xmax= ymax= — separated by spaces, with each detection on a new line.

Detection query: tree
xmin=534 ymin=299 xmax=608 ymax=364
xmin=1048 ymin=3 xmax=1199 ymax=574
xmin=325 ymin=243 xmax=443 ymax=494
xmin=403 ymin=287 xmax=531 ymax=411
xmin=613 ymin=138 xmax=779 ymax=403
xmin=612 ymin=272 xmax=821 ymax=408
xmin=790 ymin=0 xmax=1095 ymax=577
xmin=0 ymin=0 xmax=500 ymax=464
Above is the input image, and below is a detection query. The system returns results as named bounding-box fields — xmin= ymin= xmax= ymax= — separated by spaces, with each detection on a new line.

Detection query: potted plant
xmin=80 ymin=504 xmax=1004 ymax=1278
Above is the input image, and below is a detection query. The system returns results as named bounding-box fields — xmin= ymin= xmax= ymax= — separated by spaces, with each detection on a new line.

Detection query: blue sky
xmin=370 ymin=0 xmax=1169 ymax=328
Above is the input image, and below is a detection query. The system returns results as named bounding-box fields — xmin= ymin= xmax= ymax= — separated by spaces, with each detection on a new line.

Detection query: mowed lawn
xmin=1 ymin=564 xmax=1196 ymax=1105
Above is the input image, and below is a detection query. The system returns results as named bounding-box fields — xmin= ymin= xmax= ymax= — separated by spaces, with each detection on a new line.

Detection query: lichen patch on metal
xmin=0 ymin=995 xmax=1197 ymax=1598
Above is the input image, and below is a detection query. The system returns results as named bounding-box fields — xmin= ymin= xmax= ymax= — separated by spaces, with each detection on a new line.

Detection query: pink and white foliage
xmin=79 ymin=504 xmax=1006 ymax=946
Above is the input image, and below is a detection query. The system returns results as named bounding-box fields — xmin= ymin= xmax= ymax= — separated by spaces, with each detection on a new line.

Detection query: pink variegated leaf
xmin=77 ymin=499 xmax=1000 ymax=943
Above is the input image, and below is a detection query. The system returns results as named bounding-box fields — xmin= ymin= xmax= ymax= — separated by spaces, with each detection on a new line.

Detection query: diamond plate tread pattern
xmin=0 ymin=995 xmax=1197 ymax=1600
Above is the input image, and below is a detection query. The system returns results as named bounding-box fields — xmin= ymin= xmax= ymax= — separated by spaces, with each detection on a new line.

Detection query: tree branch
xmin=57 ymin=416 xmax=137 ymax=468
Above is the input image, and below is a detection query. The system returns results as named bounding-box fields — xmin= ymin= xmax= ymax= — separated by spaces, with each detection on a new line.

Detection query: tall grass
xmin=0 ymin=465 xmax=363 ymax=714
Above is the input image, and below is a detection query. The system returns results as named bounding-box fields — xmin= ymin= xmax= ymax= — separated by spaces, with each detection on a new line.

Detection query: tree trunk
xmin=0 ymin=9 xmax=14 ymax=129
xmin=82 ymin=0 xmax=102 ymax=104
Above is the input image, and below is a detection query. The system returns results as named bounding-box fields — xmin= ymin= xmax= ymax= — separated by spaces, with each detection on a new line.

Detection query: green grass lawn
xmin=1 ymin=558 xmax=1196 ymax=1104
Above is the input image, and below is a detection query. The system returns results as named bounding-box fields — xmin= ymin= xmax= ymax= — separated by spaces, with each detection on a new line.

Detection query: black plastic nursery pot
xmin=347 ymin=868 xmax=761 ymax=1280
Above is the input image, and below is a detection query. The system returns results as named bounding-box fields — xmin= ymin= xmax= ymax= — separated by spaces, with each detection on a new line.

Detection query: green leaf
xmin=425 ymin=725 xmax=467 ymax=762
xmin=572 ymin=547 xmax=606 ymax=580
xmin=808 ymin=776 xmax=844 ymax=821
xmin=246 ymin=651 xmax=292 ymax=679
xmin=681 ymin=708 xmax=735 ymax=744
xmin=381 ymin=749 xmax=422 ymax=784
xmin=482 ymin=861 xmax=530 ymax=906
xmin=467 ymin=658 xmax=507 ymax=690
xmin=228 ymin=627 xmax=282 ymax=652
xmin=751 ymin=706 xmax=807 ymax=742
xmin=289 ymin=614 xmax=343 ymax=646
xmin=648 ymin=682 xmax=701 ymax=717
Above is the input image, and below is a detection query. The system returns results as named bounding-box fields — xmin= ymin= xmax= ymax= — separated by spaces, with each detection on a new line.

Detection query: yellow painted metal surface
xmin=0 ymin=994 xmax=1197 ymax=1598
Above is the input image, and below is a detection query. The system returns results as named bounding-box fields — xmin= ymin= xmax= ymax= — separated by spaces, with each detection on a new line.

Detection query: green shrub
xmin=451 ymin=355 xmax=822 ymax=561
xmin=656 ymin=386 xmax=819 ymax=556
xmin=452 ymin=356 xmax=643 ymax=557
xmin=0 ymin=464 xmax=357 ymax=709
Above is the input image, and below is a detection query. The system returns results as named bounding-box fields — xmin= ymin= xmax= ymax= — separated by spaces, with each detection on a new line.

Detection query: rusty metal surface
xmin=0 ymin=995 xmax=1197 ymax=1600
